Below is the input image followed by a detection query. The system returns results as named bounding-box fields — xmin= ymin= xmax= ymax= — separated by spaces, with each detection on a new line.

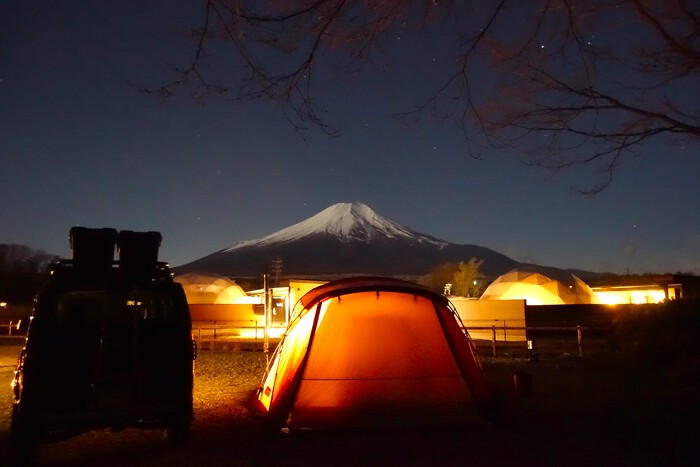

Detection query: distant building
xmin=590 ymin=274 xmax=700 ymax=304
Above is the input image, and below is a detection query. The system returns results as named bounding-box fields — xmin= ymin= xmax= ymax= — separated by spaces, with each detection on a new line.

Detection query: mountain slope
xmin=175 ymin=202 xmax=521 ymax=278
xmin=223 ymin=202 xmax=448 ymax=250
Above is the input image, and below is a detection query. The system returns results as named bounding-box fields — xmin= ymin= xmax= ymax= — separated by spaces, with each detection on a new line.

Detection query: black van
xmin=10 ymin=228 xmax=195 ymax=461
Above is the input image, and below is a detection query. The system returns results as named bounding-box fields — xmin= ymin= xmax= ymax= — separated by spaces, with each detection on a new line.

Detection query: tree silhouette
xmin=0 ymin=244 xmax=59 ymax=303
xmin=147 ymin=1 xmax=699 ymax=192
xmin=0 ymin=244 xmax=58 ymax=275
xmin=452 ymin=258 xmax=485 ymax=298
xmin=419 ymin=258 xmax=484 ymax=297
xmin=419 ymin=262 xmax=459 ymax=294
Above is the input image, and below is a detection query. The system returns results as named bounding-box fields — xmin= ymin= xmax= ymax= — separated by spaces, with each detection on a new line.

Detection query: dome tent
xmin=480 ymin=269 xmax=599 ymax=305
xmin=251 ymin=277 xmax=495 ymax=430
xmin=174 ymin=272 xmax=247 ymax=304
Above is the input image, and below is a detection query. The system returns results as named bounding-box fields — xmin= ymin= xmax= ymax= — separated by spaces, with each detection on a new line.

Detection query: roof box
xmin=69 ymin=227 xmax=118 ymax=271
xmin=117 ymin=230 xmax=162 ymax=276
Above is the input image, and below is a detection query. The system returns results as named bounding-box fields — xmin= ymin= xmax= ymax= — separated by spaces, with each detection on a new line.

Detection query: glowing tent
xmin=480 ymin=270 xmax=599 ymax=305
xmin=251 ymin=277 xmax=494 ymax=430
xmin=174 ymin=272 xmax=247 ymax=304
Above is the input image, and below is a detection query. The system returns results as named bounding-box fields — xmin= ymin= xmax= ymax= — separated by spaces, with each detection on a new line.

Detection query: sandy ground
xmin=1 ymin=340 xmax=698 ymax=466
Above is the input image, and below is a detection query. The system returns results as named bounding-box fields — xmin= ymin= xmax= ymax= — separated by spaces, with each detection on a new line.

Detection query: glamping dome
xmin=174 ymin=272 xmax=247 ymax=304
xmin=480 ymin=270 xmax=599 ymax=305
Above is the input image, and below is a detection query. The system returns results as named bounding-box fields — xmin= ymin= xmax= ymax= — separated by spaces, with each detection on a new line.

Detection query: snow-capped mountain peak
xmin=223 ymin=202 xmax=447 ymax=252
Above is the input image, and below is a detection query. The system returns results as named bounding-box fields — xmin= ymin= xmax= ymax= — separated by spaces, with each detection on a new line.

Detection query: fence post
xmin=254 ymin=321 xmax=260 ymax=351
xmin=492 ymin=325 xmax=497 ymax=357
xmin=527 ymin=338 xmax=539 ymax=361
xmin=577 ymin=325 xmax=583 ymax=357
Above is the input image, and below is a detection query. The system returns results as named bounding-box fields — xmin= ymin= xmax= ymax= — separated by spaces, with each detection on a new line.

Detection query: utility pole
xmin=263 ymin=273 xmax=270 ymax=363
xmin=270 ymin=256 xmax=283 ymax=286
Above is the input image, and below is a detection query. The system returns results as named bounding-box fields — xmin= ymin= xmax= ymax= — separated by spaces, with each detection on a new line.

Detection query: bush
xmin=610 ymin=299 xmax=700 ymax=365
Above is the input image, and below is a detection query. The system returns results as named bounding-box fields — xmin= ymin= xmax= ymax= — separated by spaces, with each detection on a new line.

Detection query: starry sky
xmin=2 ymin=1 xmax=699 ymax=275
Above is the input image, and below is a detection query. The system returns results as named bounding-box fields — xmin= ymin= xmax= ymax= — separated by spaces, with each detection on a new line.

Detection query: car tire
xmin=9 ymin=408 xmax=38 ymax=466
xmin=164 ymin=410 xmax=192 ymax=446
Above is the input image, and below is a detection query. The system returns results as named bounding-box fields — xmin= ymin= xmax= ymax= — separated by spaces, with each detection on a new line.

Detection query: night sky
xmin=2 ymin=1 xmax=699 ymax=275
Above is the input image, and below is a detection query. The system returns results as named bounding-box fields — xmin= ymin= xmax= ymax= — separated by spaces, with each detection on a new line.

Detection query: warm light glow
xmin=237 ymin=326 xmax=286 ymax=340
xmin=258 ymin=302 xmax=322 ymax=411
xmin=594 ymin=288 xmax=666 ymax=305
xmin=482 ymin=282 xmax=565 ymax=305
xmin=480 ymin=271 xmax=599 ymax=305
xmin=254 ymin=283 xmax=492 ymax=429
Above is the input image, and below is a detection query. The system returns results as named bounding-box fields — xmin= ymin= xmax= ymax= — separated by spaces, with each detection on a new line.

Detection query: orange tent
xmin=251 ymin=277 xmax=494 ymax=430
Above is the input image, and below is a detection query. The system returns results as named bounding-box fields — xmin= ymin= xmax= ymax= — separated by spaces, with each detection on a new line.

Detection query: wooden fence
xmin=191 ymin=321 xmax=285 ymax=351
xmin=188 ymin=321 xmax=610 ymax=358
xmin=0 ymin=321 xmax=24 ymax=339
xmin=467 ymin=324 xmax=610 ymax=358
xmin=2 ymin=320 xmax=610 ymax=358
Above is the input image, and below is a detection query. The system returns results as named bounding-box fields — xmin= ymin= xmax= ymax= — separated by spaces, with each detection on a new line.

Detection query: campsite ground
xmin=1 ymin=336 xmax=698 ymax=466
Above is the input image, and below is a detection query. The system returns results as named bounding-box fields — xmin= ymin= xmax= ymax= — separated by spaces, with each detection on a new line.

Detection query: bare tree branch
xmin=145 ymin=0 xmax=700 ymax=192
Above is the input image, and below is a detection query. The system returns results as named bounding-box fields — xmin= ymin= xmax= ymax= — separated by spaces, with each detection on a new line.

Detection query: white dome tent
xmin=174 ymin=272 xmax=248 ymax=304
xmin=480 ymin=270 xmax=599 ymax=305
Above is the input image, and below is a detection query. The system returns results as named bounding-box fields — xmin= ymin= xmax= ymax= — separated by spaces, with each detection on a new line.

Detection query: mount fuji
xmin=174 ymin=202 xmax=524 ymax=279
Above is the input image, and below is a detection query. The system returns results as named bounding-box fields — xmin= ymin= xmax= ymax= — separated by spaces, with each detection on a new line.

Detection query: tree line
xmin=0 ymin=244 xmax=59 ymax=304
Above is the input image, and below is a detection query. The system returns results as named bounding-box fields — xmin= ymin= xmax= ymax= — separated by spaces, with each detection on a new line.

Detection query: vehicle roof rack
xmin=64 ymin=227 xmax=172 ymax=282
